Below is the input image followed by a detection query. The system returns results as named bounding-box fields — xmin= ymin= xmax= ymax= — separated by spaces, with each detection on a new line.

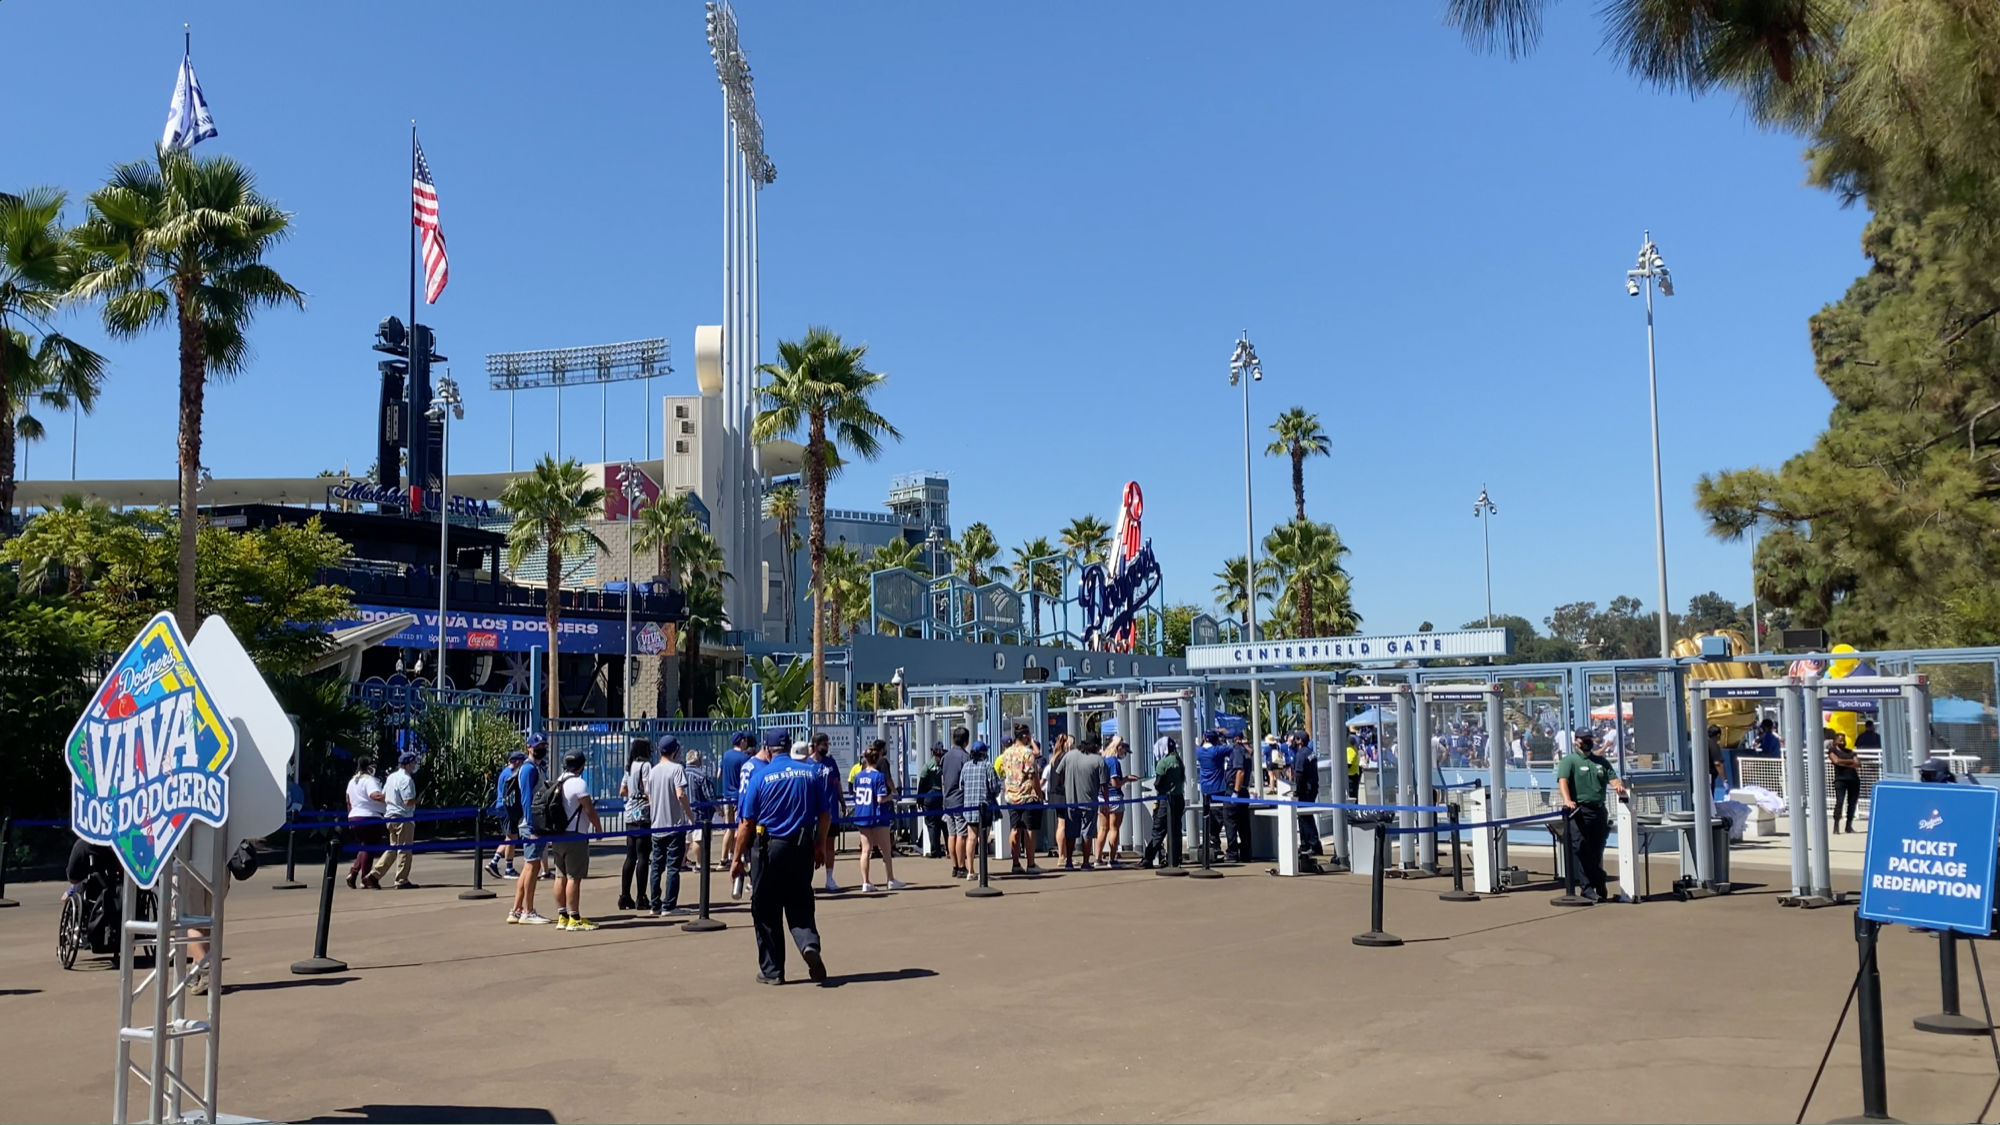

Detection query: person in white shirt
xmin=344 ymin=757 xmax=387 ymax=889
xmin=365 ymin=752 xmax=421 ymax=889
xmin=551 ymin=750 xmax=603 ymax=930
xmin=646 ymin=739 xmax=695 ymax=917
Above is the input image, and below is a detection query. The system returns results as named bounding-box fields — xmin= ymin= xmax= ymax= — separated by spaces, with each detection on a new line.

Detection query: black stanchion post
xmin=272 ymin=821 xmax=306 ymax=890
xmin=1551 ymin=806 xmax=1593 ymax=908
xmin=0 ymin=812 xmax=17 ymax=908
xmin=292 ymin=827 xmax=349 ymax=975
xmin=1439 ymin=802 xmax=1478 ymax=903
xmin=1913 ymin=929 xmax=1989 ymax=1035
xmin=1189 ymin=791 xmax=1223 ymax=880
xmin=685 ymin=821 xmax=726 ymax=932
xmin=1156 ymin=793 xmax=1188 ymax=878
xmin=1831 ymin=915 xmax=1900 ymax=1124
xmin=1353 ymin=817 xmax=1402 ymax=947
xmin=460 ymin=809 xmax=495 ymax=901
xmin=966 ymin=810 xmax=1002 ymax=899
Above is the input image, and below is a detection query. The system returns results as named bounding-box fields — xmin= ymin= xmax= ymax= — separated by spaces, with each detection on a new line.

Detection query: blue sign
xmin=1079 ymin=538 xmax=1163 ymax=648
xmin=1859 ymin=781 xmax=1999 ymax=935
xmin=328 ymin=604 xmax=630 ymax=655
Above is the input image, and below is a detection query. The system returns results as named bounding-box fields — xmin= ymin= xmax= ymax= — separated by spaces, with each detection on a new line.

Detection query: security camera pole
xmin=1626 ymin=233 xmax=1674 ymax=660
xmin=1229 ymin=333 xmax=1264 ymax=793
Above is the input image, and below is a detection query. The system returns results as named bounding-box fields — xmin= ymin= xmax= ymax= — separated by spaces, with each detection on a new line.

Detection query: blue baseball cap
xmin=507 ymin=750 xmax=527 ymax=763
xmin=762 ymin=729 xmax=790 ymax=749
xmin=525 ymin=733 xmax=546 ymax=749
xmin=970 ymin=740 xmax=990 ymax=755
xmin=733 ymin=730 xmax=757 ymax=748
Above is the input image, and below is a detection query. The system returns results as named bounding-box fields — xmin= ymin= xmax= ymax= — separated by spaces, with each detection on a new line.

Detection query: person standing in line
xmin=852 ymin=742 xmax=908 ymax=892
xmin=808 ymin=733 xmax=845 ymax=893
xmin=1556 ymin=731 xmax=1626 ymax=903
xmin=490 ymin=749 xmax=526 ymax=880
xmin=1061 ymin=738 xmax=1107 ymax=869
xmin=344 ymin=757 xmax=387 ymax=889
xmin=1098 ymin=736 xmax=1133 ymax=867
xmin=550 ymin=749 xmax=603 ymax=931
xmin=1345 ymin=734 xmax=1362 ymax=801
xmin=618 ymin=740 xmax=654 ymax=913
xmin=1855 ymin=720 xmax=1882 ymax=750
xmin=940 ymin=727 xmax=974 ymax=880
xmin=1225 ymin=733 xmax=1253 ymax=862
xmin=1141 ymin=736 xmax=1185 ymax=869
xmin=1828 ymin=728 xmax=1862 ymax=834
xmin=719 ymin=731 xmax=757 ymax=873
xmin=364 ymin=751 xmax=421 ymax=889
xmin=508 ymin=736 xmax=553 ymax=924
xmin=1195 ymin=732 xmax=1231 ymax=863
xmin=683 ymin=748 xmax=713 ymax=873
xmin=1290 ymin=731 xmax=1324 ymax=860
xmin=731 ymin=738 xmax=833 ymax=985
xmin=918 ymin=743 xmax=947 ymax=859
xmin=1045 ymin=734 xmax=1076 ymax=863
xmin=996 ymin=725 xmax=1044 ymax=875
xmin=646 ymin=738 xmax=695 ymax=916
xmin=958 ymin=741 xmax=994 ymax=881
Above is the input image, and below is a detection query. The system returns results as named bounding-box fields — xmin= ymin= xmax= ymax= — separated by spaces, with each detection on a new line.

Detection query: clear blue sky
xmin=6 ymin=2 xmax=1865 ymax=637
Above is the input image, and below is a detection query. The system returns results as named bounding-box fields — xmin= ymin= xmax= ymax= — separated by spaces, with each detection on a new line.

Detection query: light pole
xmin=1626 ymin=232 xmax=1676 ymax=659
xmin=1229 ymin=333 xmax=1265 ymax=793
xmin=620 ymin=461 xmax=647 ymax=719
xmin=1473 ymin=485 xmax=1498 ymax=628
xmin=426 ymin=375 xmax=463 ymax=688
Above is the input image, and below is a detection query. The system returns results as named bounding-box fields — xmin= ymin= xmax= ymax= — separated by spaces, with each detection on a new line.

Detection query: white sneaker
xmin=861 ymin=882 xmax=879 ymax=893
xmin=506 ymin=909 xmax=522 ymax=924
xmin=887 ymin=879 xmax=910 ymax=890
xmin=518 ymin=911 xmax=553 ymax=925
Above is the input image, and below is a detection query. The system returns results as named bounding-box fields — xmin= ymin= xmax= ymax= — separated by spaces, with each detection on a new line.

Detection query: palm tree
xmin=75 ymin=152 xmax=303 ymax=631
xmin=951 ymin=521 xmax=1007 ymax=586
xmin=678 ymin=573 xmax=728 ymax=717
xmin=1213 ymin=555 xmax=1277 ymax=624
xmin=4 ymin=493 xmax=116 ymax=594
xmin=822 ymin=542 xmax=867 ymax=643
xmin=1011 ymin=536 xmax=1061 ymax=640
xmin=752 ymin=327 xmax=902 ymax=712
xmin=0 ymin=189 xmax=106 ymax=533
xmin=675 ymin=525 xmax=731 ymax=589
xmin=497 ymin=456 xmax=606 ymax=721
xmin=1060 ymin=515 xmax=1111 ymax=567
xmin=762 ymin=482 xmax=801 ymax=642
xmin=633 ymin=491 xmax=699 ymax=587
xmin=1445 ymin=0 xmax=1835 ymax=90
xmin=1264 ymin=518 xmax=1355 ymax=639
xmin=1265 ymin=407 xmax=1331 ymax=522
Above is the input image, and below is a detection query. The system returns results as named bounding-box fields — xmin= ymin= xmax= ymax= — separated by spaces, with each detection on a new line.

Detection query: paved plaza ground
xmin=5 ymin=837 xmax=2000 ymax=1124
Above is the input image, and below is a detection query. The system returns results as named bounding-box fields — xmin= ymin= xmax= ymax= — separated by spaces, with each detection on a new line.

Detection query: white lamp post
xmin=1473 ymin=486 xmax=1498 ymax=628
xmin=621 ymin=461 xmax=647 ymax=719
xmin=1229 ymin=333 xmax=1265 ymax=792
xmin=426 ymin=375 xmax=463 ymax=688
xmin=1626 ymin=232 xmax=1676 ymax=659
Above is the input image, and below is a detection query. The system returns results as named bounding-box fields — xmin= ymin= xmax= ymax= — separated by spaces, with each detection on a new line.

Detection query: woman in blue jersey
xmin=852 ymin=742 xmax=908 ymax=892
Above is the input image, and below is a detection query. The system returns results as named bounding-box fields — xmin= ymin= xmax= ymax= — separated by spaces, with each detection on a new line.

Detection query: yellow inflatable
xmin=1823 ymin=643 xmax=1863 ymax=744
xmin=1674 ymin=630 xmax=1765 ymax=746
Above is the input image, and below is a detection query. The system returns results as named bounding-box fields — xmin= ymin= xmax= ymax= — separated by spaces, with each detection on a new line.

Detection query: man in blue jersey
xmin=731 ymin=739 xmax=833 ymax=985
xmin=718 ymin=731 xmax=756 ymax=872
xmin=1195 ymin=731 xmax=1232 ymax=865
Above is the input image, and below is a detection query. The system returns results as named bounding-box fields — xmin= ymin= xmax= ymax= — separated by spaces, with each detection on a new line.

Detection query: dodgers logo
xmin=1921 ymin=810 xmax=1945 ymax=831
xmin=65 ymin=612 xmax=235 ymax=889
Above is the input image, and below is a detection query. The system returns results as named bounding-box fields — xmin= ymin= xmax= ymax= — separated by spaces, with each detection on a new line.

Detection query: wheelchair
xmin=58 ymin=869 xmax=156 ymax=970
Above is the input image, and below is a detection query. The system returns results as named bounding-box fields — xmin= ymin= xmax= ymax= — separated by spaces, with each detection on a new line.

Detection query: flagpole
xmin=409 ymin=121 xmax=419 ymax=513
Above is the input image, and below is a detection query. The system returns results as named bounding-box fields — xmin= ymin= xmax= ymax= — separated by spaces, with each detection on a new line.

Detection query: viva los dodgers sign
xmin=1187 ymin=628 xmax=1511 ymax=671
xmin=65 ymin=613 xmax=237 ymax=889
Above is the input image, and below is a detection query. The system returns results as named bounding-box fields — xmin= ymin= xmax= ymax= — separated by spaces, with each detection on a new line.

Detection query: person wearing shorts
xmin=509 ymin=736 xmax=553 ymax=925
xmin=551 ymin=749 xmax=602 ymax=930
xmin=958 ymin=741 xmax=993 ymax=880
xmin=1098 ymin=737 xmax=1130 ymax=867
xmin=996 ymin=726 xmax=1043 ymax=875
xmin=940 ymin=727 xmax=973 ymax=879
xmin=491 ymin=750 xmax=526 ymax=879
xmin=1062 ymin=739 xmax=1106 ymax=869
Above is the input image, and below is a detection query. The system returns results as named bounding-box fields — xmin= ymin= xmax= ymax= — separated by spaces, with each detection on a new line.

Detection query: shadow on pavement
xmin=0 ymin=988 xmax=43 ymax=996
xmin=819 ymin=967 xmax=938 ymax=989
xmin=298 ymin=1105 xmax=556 ymax=1124
xmin=224 ymin=976 xmax=357 ymax=994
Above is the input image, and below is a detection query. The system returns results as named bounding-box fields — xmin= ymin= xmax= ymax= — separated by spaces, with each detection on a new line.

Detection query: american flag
xmin=413 ymin=138 xmax=449 ymax=304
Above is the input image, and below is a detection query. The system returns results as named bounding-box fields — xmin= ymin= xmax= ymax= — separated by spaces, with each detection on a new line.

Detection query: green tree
xmin=762 ymin=482 xmax=801 ymax=643
xmin=1138 ymin=602 xmax=1199 ymax=657
xmin=634 ymin=491 xmax=700 ymax=589
xmin=1060 ymin=515 xmax=1111 ymax=567
xmin=1683 ymin=590 xmax=1748 ymax=635
xmin=0 ymin=590 xmax=117 ymax=819
xmin=75 ymin=152 xmax=304 ymax=632
xmin=1011 ymin=536 xmax=1062 ymax=640
xmin=951 ymin=521 xmax=1004 ymax=586
xmin=1213 ymin=555 xmax=1276 ymax=623
xmin=1265 ymin=406 xmax=1331 ymax=522
xmin=270 ymin=672 xmax=375 ymax=813
xmin=868 ymin=536 xmax=926 ymax=576
xmin=5 ymin=494 xmax=115 ymax=595
xmin=498 ymin=456 xmax=606 ymax=720
xmin=823 ymin=542 xmax=867 ymax=642
xmin=0 ymin=189 xmax=105 ymax=532
xmin=1263 ymin=518 xmax=1356 ymax=639
xmin=679 ymin=573 xmax=727 ymax=717
xmin=711 ymin=654 xmax=811 ymax=717
xmin=752 ymin=327 xmax=901 ymax=712
xmin=1445 ymin=0 xmax=1840 ymax=92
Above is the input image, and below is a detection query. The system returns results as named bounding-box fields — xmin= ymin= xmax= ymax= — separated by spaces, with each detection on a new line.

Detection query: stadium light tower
xmin=1625 ymin=232 xmax=1675 ymax=659
xmin=1229 ymin=333 xmax=1265 ymax=792
xmin=426 ymin=375 xmax=463 ymax=686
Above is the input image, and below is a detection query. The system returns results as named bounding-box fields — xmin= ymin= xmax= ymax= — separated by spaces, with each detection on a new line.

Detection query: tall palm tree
xmin=762 ymin=482 xmax=801 ymax=643
xmin=1213 ymin=555 xmax=1277 ymax=624
xmin=75 ymin=152 xmax=303 ymax=631
xmin=1011 ymin=536 xmax=1061 ymax=640
xmin=1060 ymin=515 xmax=1111 ymax=567
xmin=951 ymin=521 xmax=1006 ymax=586
xmin=752 ymin=327 xmax=902 ymax=712
xmin=1265 ymin=406 xmax=1331 ymax=522
xmin=1264 ymin=518 xmax=1355 ymax=639
xmin=0 ymin=189 xmax=105 ymax=533
xmin=868 ymin=537 xmax=926 ymax=575
xmin=633 ymin=490 xmax=699 ymax=587
xmin=1445 ymin=0 xmax=1836 ymax=90
xmin=823 ymin=542 xmax=866 ymax=643
xmin=678 ymin=574 xmax=727 ymax=717
xmin=498 ymin=456 xmax=607 ymax=721
xmin=675 ymin=525 xmax=731 ymax=589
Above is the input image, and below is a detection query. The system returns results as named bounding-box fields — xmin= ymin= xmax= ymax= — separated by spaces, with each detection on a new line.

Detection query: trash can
xmin=1346 ymin=811 xmax=1396 ymax=877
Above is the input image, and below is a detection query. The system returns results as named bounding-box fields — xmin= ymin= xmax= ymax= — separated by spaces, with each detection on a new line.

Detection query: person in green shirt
xmin=1556 ymin=731 xmax=1627 ymax=901
xmin=1141 ymin=736 xmax=1186 ymax=869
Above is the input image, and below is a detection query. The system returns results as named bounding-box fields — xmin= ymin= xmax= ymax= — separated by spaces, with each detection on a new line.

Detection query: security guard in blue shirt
xmin=1195 ymin=732 xmax=1232 ymax=864
xmin=730 ymin=742 xmax=833 ymax=985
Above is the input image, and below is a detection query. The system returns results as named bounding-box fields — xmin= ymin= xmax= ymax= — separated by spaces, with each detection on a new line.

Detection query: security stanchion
xmin=0 ymin=812 xmax=17 ymax=908
xmin=966 ymin=810 xmax=1002 ymax=899
xmin=1831 ymin=915 xmax=1898 ymax=1124
xmin=1439 ymin=803 xmax=1478 ymax=903
xmin=1188 ymin=792 xmax=1223 ymax=880
xmin=684 ymin=821 xmax=726 ymax=932
xmin=459 ymin=810 xmax=496 ymax=901
xmin=1913 ymin=929 xmax=1989 ymax=1035
xmin=272 ymin=823 xmax=306 ymax=890
xmin=292 ymin=827 xmax=349 ymax=975
xmin=1352 ymin=817 xmax=1402 ymax=947
xmin=1156 ymin=794 xmax=1188 ymax=877
xmin=1551 ymin=806 xmax=1593 ymax=908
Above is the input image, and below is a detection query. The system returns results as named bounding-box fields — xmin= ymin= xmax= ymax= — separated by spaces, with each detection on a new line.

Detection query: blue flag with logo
xmin=160 ymin=49 xmax=218 ymax=153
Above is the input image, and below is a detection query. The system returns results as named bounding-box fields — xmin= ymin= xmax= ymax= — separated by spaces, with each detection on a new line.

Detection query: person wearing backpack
xmin=618 ymin=740 xmax=654 ymax=912
xmin=548 ymin=749 xmax=604 ymax=931
xmin=508 ymin=736 xmax=554 ymax=925
xmin=490 ymin=749 xmax=526 ymax=880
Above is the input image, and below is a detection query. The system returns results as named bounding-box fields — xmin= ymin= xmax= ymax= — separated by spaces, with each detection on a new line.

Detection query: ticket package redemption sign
xmin=65 ymin=612 xmax=237 ymax=889
xmin=1858 ymin=781 xmax=2000 ymax=935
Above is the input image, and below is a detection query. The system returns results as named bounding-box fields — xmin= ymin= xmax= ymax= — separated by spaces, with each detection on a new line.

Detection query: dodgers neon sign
xmin=1080 ymin=482 xmax=1163 ymax=651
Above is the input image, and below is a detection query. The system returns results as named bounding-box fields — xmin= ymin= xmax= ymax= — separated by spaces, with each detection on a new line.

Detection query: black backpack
xmin=503 ymin=767 xmax=526 ymax=817
xmin=532 ymin=770 xmax=572 ymax=837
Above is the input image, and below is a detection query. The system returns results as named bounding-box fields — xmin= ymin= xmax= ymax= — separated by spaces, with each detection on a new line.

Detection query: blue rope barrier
xmin=1210 ymin=794 xmax=1450 ymax=815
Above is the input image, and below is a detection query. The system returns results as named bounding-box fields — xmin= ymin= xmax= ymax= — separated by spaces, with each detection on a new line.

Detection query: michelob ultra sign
xmin=66 ymin=612 xmax=236 ymax=888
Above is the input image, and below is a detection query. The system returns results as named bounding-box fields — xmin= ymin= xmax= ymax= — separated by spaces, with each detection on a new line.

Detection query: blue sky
xmin=6 ymin=2 xmax=1865 ymax=637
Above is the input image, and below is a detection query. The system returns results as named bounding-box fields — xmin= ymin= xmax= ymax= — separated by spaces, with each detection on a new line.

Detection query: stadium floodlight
xmin=1623 ymin=232 xmax=1676 ymax=658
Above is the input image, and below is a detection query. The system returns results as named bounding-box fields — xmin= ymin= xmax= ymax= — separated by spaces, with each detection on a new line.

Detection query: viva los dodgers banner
xmin=66 ymin=612 xmax=237 ymax=889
